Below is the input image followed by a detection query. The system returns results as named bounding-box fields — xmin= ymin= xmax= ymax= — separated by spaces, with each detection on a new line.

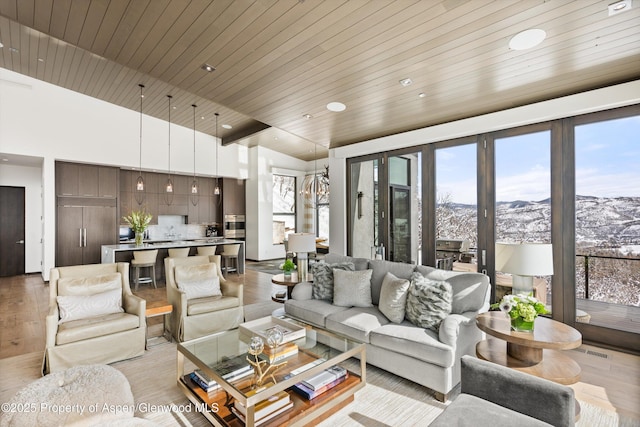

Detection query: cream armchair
xmin=44 ymin=263 xmax=146 ymax=374
xmin=165 ymin=255 xmax=243 ymax=342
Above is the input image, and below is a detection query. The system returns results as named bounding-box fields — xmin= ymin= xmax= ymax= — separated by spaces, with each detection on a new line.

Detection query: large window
xmin=272 ymin=175 xmax=296 ymax=244
xmin=575 ymin=114 xmax=640 ymax=333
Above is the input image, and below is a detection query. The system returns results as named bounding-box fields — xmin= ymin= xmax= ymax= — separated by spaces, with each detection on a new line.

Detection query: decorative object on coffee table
xmin=246 ymin=336 xmax=287 ymax=387
xmin=491 ymin=293 xmax=548 ymax=332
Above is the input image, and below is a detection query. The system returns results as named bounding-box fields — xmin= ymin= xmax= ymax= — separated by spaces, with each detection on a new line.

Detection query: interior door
xmin=0 ymin=186 xmax=25 ymax=277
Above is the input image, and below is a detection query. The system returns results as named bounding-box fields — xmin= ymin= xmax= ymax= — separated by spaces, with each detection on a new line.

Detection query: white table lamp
xmin=287 ymin=233 xmax=316 ymax=281
xmin=495 ymin=242 xmax=553 ymax=296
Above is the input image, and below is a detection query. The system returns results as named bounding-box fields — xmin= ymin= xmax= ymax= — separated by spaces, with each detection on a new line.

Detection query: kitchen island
xmin=101 ymin=238 xmax=245 ymax=275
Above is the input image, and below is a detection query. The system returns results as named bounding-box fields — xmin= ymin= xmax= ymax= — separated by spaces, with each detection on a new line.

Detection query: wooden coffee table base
xmin=477 ymin=339 xmax=582 ymax=385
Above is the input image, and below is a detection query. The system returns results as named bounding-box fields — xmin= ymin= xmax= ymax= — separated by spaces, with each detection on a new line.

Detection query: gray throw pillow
xmin=333 ymin=269 xmax=373 ymax=308
xmin=378 ymin=272 xmax=410 ymax=323
xmin=405 ymin=272 xmax=453 ymax=332
xmin=311 ymin=262 xmax=355 ymax=300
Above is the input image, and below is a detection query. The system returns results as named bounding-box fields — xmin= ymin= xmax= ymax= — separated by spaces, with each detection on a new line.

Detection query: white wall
xmin=0 ymin=68 xmax=249 ymax=280
xmin=329 ymin=80 xmax=640 ymax=255
xmin=0 ymin=162 xmax=43 ymax=273
xmin=245 ymin=146 xmax=310 ymax=261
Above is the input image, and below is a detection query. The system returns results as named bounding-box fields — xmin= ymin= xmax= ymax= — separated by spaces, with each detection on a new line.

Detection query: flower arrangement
xmin=122 ymin=209 xmax=153 ymax=233
xmin=279 ymin=259 xmax=296 ymax=274
xmin=491 ymin=293 xmax=548 ymax=332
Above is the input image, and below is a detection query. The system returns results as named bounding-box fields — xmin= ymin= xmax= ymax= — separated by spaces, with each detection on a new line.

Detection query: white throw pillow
xmin=378 ymin=272 xmax=410 ymax=323
xmin=57 ymin=288 xmax=124 ymax=324
xmin=332 ymin=269 xmax=373 ymax=308
xmin=175 ymin=264 xmax=222 ymax=300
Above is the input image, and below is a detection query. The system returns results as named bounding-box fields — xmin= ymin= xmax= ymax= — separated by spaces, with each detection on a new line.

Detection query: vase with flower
xmin=279 ymin=259 xmax=296 ymax=279
xmin=122 ymin=209 xmax=153 ymax=246
xmin=491 ymin=293 xmax=548 ymax=332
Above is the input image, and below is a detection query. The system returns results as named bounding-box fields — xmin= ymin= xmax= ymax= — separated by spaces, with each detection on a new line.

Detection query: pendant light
xmin=190 ymin=104 xmax=199 ymax=206
xmin=134 ymin=84 xmax=146 ymax=205
xmin=213 ymin=112 xmax=221 ymax=197
xmin=164 ymin=95 xmax=174 ymax=206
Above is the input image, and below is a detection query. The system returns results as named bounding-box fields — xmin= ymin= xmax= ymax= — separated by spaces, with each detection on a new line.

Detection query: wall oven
xmin=224 ymin=214 xmax=245 ymax=239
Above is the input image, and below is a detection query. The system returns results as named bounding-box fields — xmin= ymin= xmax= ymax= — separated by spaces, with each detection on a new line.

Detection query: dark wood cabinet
xmin=56 ymin=162 xmax=118 ymax=198
xmin=56 ymin=204 xmax=117 ymax=266
xmin=56 ymin=162 xmax=79 ymax=196
xmin=222 ymin=178 xmax=246 ymax=215
xmin=98 ymin=167 xmax=118 ymax=198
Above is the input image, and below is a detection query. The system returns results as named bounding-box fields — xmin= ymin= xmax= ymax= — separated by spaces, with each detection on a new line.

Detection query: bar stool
xmin=131 ymin=249 xmax=158 ymax=291
xmin=196 ymin=246 xmax=217 ymax=256
xmin=168 ymin=248 xmax=190 ymax=258
xmin=220 ymin=244 xmax=241 ymax=275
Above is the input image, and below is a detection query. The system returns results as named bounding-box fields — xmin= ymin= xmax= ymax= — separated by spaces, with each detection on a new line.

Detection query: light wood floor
xmin=0 ymin=268 xmax=638 ymax=420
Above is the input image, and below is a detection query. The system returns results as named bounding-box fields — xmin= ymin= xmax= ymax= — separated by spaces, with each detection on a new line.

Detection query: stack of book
xmin=189 ymin=369 xmax=220 ymax=396
xmin=213 ymin=354 xmax=253 ymax=382
xmin=232 ymin=385 xmax=293 ymax=426
xmin=291 ymin=365 xmax=348 ymax=400
xmin=258 ymin=342 xmax=298 ymax=364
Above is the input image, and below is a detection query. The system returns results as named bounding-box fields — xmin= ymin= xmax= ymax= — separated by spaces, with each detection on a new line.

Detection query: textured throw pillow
xmin=378 ymin=272 xmax=410 ymax=323
xmin=405 ymin=272 xmax=453 ymax=332
xmin=57 ymin=288 xmax=123 ymax=324
xmin=333 ymin=269 xmax=373 ymax=308
xmin=175 ymin=264 xmax=222 ymax=300
xmin=310 ymin=262 xmax=355 ymax=300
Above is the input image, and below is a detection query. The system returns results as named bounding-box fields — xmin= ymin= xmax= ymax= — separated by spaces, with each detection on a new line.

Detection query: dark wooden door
xmin=83 ymin=206 xmax=117 ymax=264
xmin=0 ymin=186 xmax=25 ymax=276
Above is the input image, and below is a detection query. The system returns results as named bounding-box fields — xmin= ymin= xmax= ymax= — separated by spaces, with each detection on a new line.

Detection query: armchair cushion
xmin=175 ymin=264 xmax=222 ymax=300
xmin=405 ymin=273 xmax=452 ymax=332
xmin=57 ymin=288 xmax=124 ymax=324
xmin=56 ymin=312 xmax=140 ymax=345
xmin=187 ymin=296 xmax=240 ymax=316
xmin=57 ymin=273 xmax=122 ymax=296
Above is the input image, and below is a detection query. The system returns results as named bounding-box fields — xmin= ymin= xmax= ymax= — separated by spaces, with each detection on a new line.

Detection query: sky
xmin=435 ymin=115 xmax=640 ymax=205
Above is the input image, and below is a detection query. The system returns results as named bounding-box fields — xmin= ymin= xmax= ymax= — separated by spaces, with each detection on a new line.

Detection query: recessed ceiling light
xmin=9 ymin=47 xmax=19 ymax=53
xmin=37 ymin=58 xmax=44 ymax=62
xmin=509 ymin=29 xmax=546 ymax=50
xmin=222 ymin=124 xmax=232 ymax=129
xmin=0 ymin=42 xmax=4 ymax=48
xmin=303 ymin=114 xmax=313 ymax=119
xmin=418 ymin=92 xmax=427 ymax=98
xmin=608 ymin=0 xmax=632 ymax=15
xmin=201 ymin=63 xmax=216 ymax=72
xmin=326 ymin=102 xmax=346 ymax=112
xmin=399 ymin=78 xmax=413 ymax=87
xmin=2 ymin=158 xmax=9 ymax=162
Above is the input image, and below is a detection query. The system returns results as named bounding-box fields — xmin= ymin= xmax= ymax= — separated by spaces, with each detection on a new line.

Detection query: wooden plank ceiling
xmin=0 ymin=0 xmax=639 ymax=161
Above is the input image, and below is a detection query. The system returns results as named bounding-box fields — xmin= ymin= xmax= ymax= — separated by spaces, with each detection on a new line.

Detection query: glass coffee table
xmin=176 ymin=318 xmax=366 ymax=426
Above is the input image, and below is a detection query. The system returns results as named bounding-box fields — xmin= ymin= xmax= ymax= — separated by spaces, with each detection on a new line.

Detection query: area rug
xmin=2 ymin=344 xmax=638 ymax=427
xmin=245 ymin=259 xmax=285 ymax=275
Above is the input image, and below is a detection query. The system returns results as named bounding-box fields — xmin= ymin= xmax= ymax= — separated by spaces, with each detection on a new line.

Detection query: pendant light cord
xmin=167 ymin=95 xmax=172 ymax=177
xmin=138 ymin=84 xmax=144 ymax=174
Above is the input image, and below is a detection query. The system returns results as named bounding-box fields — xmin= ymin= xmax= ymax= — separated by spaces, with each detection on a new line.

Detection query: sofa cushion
xmin=413 ymin=265 xmax=436 ymax=277
xmin=57 ymin=288 xmax=124 ymax=324
xmin=324 ymin=254 xmax=369 ymax=270
xmin=187 ymin=295 xmax=239 ymax=315
xmin=56 ymin=312 xmax=139 ymax=345
xmin=325 ymin=307 xmax=389 ymax=343
xmin=378 ymin=272 xmax=410 ymax=323
xmin=333 ymin=269 xmax=373 ymax=307
xmin=284 ymin=299 xmax=348 ymax=328
xmin=175 ymin=264 xmax=222 ymax=300
xmin=368 ymin=259 xmax=415 ymax=306
xmin=369 ymin=322 xmax=455 ymax=368
xmin=405 ymin=272 xmax=453 ymax=332
xmin=310 ymin=262 xmax=355 ymax=300
xmin=57 ymin=273 xmax=122 ymax=296
xmin=423 ymin=270 xmax=490 ymax=314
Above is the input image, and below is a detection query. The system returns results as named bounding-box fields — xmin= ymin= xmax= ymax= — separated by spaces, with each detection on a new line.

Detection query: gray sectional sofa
xmin=284 ymin=253 xmax=491 ymax=401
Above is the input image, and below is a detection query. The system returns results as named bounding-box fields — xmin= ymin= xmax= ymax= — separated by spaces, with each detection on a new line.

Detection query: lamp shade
xmin=495 ymin=242 xmax=553 ymax=276
xmin=287 ymin=233 xmax=316 ymax=253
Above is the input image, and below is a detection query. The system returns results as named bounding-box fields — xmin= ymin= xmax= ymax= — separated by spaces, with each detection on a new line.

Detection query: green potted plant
xmin=279 ymin=259 xmax=296 ymax=278
xmin=491 ymin=293 xmax=548 ymax=332
xmin=122 ymin=209 xmax=153 ymax=246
